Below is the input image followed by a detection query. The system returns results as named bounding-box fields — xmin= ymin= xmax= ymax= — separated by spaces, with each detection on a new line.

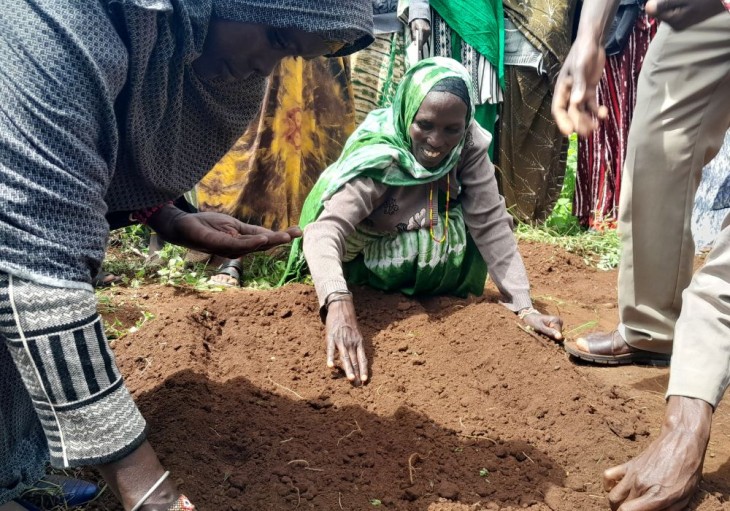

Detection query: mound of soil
xmin=91 ymin=242 xmax=730 ymax=510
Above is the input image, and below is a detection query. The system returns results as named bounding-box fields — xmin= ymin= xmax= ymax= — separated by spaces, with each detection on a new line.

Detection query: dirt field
xmin=90 ymin=242 xmax=730 ymax=510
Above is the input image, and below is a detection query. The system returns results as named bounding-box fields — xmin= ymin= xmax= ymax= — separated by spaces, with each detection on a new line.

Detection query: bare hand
xmin=148 ymin=205 xmax=301 ymax=258
xmin=552 ymin=37 xmax=608 ymax=137
xmin=410 ymin=19 xmax=431 ymax=53
xmin=603 ymin=396 xmax=712 ymax=511
xmin=645 ymin=0 xmax=726 ymax=31
xmin=325 ymin=298 xmax=368 ymax=386
xmin=522 ymin=312 xmax=563 ymax=340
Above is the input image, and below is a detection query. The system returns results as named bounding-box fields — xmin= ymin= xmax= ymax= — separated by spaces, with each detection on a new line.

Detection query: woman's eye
xmin=416 ymin=121 xmax=432 ymax=130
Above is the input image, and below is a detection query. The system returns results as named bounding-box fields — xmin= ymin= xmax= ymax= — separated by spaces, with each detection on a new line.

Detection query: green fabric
xmin=343 ymin=201 xmax=488 ymax=298
xmin=280 ymin=57 xmax=481 ymax=288
xmin=430 ymin=0 xmax=504 ymax=86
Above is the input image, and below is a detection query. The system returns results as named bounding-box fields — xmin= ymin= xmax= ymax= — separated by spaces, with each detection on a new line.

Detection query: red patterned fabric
xmin=131 ymin=201 xmax=173 ymax=225
xmin=574 ymin=15 xmax=657 ymax=229
xmin=167 ymin=495 xmax=195 ymax=511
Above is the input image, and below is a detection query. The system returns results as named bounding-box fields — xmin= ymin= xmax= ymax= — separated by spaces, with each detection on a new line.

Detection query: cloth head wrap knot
xmin=212 ymin=0 xmax=374 ymax=56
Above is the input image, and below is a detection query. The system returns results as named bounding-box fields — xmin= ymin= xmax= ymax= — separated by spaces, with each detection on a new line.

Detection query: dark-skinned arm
xmin=303 ymin=178 xmax=389 ymax=386
xmin=551 ymin=0 xmax=620 ymax=136
xmin=145 ymin=203 xmax=300 ymax=258
xmin=458 ymin=124 xmax=563 ymax=340
xmin=603 ymin=396 xmax=712 ymax=511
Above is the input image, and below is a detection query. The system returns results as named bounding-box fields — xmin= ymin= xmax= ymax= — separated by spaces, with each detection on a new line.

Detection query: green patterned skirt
xmin=343 ymin=204 xmax=488 ymax=297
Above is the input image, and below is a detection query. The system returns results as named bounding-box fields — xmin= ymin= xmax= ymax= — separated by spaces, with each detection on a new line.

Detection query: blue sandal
xmin=18 ymin=475 xmax=99 ymax=509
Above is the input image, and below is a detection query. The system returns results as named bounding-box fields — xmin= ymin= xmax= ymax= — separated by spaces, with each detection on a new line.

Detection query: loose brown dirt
xmin=90 ymin=242 xmax=730 ymax=510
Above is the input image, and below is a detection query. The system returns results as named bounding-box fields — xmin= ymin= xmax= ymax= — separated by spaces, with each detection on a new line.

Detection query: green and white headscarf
xmin=281 ymin=57 xmax=476 ymax=283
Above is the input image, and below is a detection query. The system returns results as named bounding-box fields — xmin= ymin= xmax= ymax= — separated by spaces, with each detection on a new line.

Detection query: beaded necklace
xmin=428 ymin=174 xmax=450 ymax=243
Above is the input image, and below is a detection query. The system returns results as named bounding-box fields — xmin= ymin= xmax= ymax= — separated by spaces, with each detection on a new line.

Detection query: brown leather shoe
xmin=564 ymin=330 xmax=670 ymax=366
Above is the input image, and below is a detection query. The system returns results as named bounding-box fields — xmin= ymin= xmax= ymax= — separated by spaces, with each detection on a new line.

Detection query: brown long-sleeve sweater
xmin=303 ymin=121 xmax=534 ymax=312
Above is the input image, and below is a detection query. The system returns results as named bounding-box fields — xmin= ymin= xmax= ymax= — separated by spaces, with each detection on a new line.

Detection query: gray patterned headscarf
xmin=0 ymin=0 xmax=373 ymax=289
xmin=213 ymin=0 xmax=374 ymax=56
xmin=107 ymin=0 xmax=373 ymax=213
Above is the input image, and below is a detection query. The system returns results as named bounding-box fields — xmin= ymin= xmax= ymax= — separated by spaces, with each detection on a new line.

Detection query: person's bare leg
xmin=96 ymin=441 xmax=179 ymax=511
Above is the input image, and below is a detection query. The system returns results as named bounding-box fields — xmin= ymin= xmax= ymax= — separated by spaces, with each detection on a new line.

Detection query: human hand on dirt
xmin=325 ymin=297 xmax=368 ymax=386
xmin=552 ymin=38 xmax=608 ymax=137
xmin=410 ymin=19 xmax=431 ymax=53
xmin=645 ymin=0 xmax=726 ymax=31
xmin=603 ymin=396 xmax=712 ymax=511
xmin=521 ymin=311 xmax=563 ymax=341
xmin=147 ymin=205 xmax=301 ymax=258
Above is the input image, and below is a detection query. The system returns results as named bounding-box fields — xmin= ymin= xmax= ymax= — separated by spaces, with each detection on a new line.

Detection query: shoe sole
xmin=564 ymin=342 xmax=671 ymax=367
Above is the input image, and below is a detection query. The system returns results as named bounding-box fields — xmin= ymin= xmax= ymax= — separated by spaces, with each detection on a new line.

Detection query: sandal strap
xmin=217 ymin=259 xmax=243 ymax=271
xmin=584 ymin=330 xmax=627 ymax=356
xmin=215 ymin=259 xmax=243 ymax=279
xmin=130 ymin=472 xmax=170 ymax=511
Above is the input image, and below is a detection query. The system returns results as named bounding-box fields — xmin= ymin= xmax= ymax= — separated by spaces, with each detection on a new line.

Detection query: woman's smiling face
xmin=409 ymin=91 xmax=468 ymax=169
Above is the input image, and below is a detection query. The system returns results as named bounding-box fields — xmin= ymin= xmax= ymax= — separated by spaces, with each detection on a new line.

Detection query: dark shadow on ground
xmin=89 ymin=369 xmax=568 ymax=510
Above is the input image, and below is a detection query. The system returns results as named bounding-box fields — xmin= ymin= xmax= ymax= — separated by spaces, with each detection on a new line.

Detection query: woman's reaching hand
xmin=521 ymin=310 xmax=564 ymax=341
xmin=325 ymin=298 xmax=368 ymax=386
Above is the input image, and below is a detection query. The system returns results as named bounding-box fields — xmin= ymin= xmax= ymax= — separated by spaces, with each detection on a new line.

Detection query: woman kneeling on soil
xmin=288 ymin=58 xmax=563 ymax=385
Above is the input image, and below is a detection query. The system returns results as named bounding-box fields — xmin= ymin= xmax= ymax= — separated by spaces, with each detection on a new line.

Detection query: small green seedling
xmin=479 ymin=468 xmax=489 ymax=478
xmin=369 ymin=499 xmax=382 ymax=506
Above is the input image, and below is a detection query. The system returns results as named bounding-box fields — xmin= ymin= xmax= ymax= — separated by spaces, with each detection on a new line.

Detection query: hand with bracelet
xmin=324 ymin=291 xmax=368 ymax=386
xmin=518 ymin=307 xmax=564 ymax=341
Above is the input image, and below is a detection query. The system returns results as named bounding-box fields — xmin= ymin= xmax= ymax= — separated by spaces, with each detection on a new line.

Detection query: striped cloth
xmin=343 ymin=204 xmax=488 ymax=297
xmin=0 ymin=274 xmax=146 ymax=470
xmin=575 ymin=14 xmax=657 ymax=228
xmin=351 ymin=33 xmax=407 ymax=125
xmin=431 ymin=11 xmax=503 ymax=106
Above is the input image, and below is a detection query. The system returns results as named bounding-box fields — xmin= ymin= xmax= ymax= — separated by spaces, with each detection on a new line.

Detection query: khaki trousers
xmin=618 ymin=12 xmax=730 ymax=353
xmin=667 ymin=215 xmax=730 ymax=406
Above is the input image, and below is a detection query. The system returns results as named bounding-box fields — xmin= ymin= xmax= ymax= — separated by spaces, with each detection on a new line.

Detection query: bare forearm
xmin=145 ymin=204 xmax=187 ymax=242
xmin=575 ymin=0 xmax=621 ymax=44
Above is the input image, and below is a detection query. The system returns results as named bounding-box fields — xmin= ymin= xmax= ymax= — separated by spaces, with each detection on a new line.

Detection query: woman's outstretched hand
xmin=325 ymin=298 xmax=368 ymax=386
xmin=147 ymin=205 xmax=301 ymax=258
xmin=522 ymin=311 xmax=564 ymax=341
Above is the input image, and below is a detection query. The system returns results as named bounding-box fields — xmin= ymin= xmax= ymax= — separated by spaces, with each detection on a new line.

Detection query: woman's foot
xmin=209 ymin=258 xmax=243 ymax=287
